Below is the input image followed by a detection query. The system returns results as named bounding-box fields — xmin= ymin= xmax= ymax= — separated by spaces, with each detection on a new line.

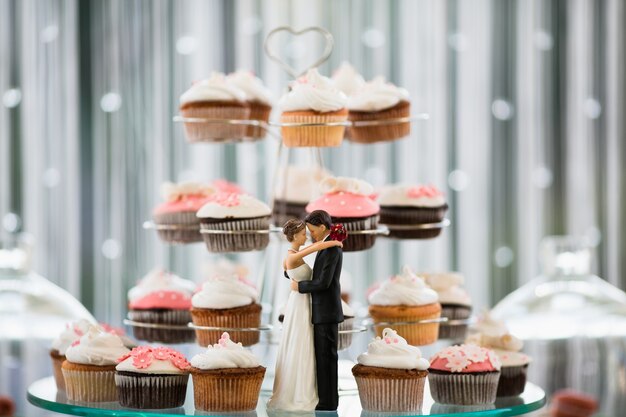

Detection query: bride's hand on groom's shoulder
xmin=290 ymin=279 xmax=299 ymax=291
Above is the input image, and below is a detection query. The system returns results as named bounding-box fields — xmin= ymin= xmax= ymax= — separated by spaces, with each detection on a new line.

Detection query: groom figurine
xmin=290 ymin=209 xmax=343 ymax=411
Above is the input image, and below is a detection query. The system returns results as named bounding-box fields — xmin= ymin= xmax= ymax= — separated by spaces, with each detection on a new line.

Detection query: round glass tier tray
xmin=28 ymin=376 xmax=545 ymax=417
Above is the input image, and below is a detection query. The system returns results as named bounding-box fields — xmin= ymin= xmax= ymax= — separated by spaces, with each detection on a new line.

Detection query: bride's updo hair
xmin=283 ymin=219 xmax=305 ymax=242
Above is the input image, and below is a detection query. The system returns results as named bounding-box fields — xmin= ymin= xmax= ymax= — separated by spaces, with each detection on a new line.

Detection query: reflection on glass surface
xmin=492 ymin=236 xmax=626 ymax=416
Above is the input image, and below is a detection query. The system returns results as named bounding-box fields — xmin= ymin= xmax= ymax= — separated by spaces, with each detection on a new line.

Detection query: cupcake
xmin=272 ymin=165 xmax=330 ymax=226
xmin=115 ymin=346 xmax=190 ymax=409
xmin=62 ymin=327 xmax=130 ymax=402
xmin=152 ymin=182 xmax=216 ymax=243
xmin=378 ymin=184 xmax=448 ymax=239
xmin=211 ymin=178 xmax=245 ymax=195
xmin=278 ymin=68 xmax=348 ymax=147
xmin=338 ymin=300 xmax=355 ymax=351
xmin=191 ymin=274 xmax=262 ymax=347
xmin=466 ymin=312 xmax=531 ymax=397
xmin=50 ymin=319 xmax=94 ymax=391
xmin=179 ymin=72 xmax=250 ymax=142
xmin=368 ymin=266 xmax=441 ymax=346
xmin=422 ymin=272 xmax=472 ymax=340
xmin=331 ymin=62 xmax=366 ymax=97
xmin=226 ymin=70 xmax=273 ymax=138
xmin=190 ymin=332 xmax=265 ymax=411
xmin=428 ymin=344 xmax=501 ymax=405
xmin=347 ymin=77 xmax=411 ymax=143
xmin=305 ymin=176 xmax=380 ymax=252
xmin=352 ymin=328 xmax=429 ymax=412
xmin=127 ymin=269 xmax=196 ymax=344
xmin=196 ymin=193 xmax=271 ymax=253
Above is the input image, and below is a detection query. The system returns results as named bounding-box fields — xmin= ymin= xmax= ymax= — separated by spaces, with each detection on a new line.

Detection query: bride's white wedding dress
xmin=267 ymin=263 xmax=318 ymax=411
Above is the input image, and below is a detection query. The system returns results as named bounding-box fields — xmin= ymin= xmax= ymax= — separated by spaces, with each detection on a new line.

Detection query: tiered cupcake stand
xmin=28 ymin=26 xmax=545 ymax=417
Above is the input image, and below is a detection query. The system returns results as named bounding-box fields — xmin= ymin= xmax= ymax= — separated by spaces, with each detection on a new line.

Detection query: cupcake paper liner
xmin=115 ymin=372 xmax=189 ymax=409
xmin=352 ymin=365 xmax=427 ymax=412
xmin=380 ymin=205 xmax=448 ymax=239
xmin=50 ymin=351 xmax=66 ymax=391
xmin=338 ymin=317 xmax=354 ymax=351
xmin=62 ymin=367 xmax=117 ymax=402
xmin=128 ymin=309 xmax=195 ymax=344
xmin=347 ymin=101 xmax=411 ymax=144
xmin=199 ymin=216 xmax=270 ymax=253
xmin=153 ymin=212 xmax=202 ymax=244
xmin=271 ymin=200 xmax=307 ymax=226
xmin=181 ymin=105 xmax=251 ymax=143
xmin=438 ymin=305 xmax=472 ymax=341
xmin=428 ymin=370 xmax=500 ymax=405
xmin=191 ymin=367 xmax=265 ymax=412
xmin=333 ymin=216 xmax=379 ymax=252
xmin=369 ymin=304 xmax=441 ymax=346
xmin=496 ymin=364 xmax=528 ymax=397
xmin=280 ymin=111 xmax=347 ymax=147
xmin=247 ymin=102 xmax=271 ymax=138
xmin=191 ymin=304 xmax=262 ymax=347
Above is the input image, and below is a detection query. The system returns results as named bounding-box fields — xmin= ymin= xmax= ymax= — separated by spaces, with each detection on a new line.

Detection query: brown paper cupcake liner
xmin=280 ymin=111 xmax=347 ymax=147
xmin=380 ymin=204 xmax=448 ymax=224
xmin=153 ymin=211 xmax=202 ymax=243
xmin=50 ymin=351 xmax=66 ymax=391
xmin=496 ymin=364 xmax=528 ymax=397
xmin=438 ymin=305 xmax=472 ymax=341
xmin=191 ymin=367 xmax=265 ymax=411
xmin=369 ymin=305 xmax=441 ymax=346
xmin=200 ymin=216 xmax=270 ymax=253
xmin=428 ymin=370 xmax=500 ymax=405
xmin=347 ymin=101 xmax=411 ymax=144
xmin=338 ymin=317 xmax=354 ymax=351
xmin=333 ymin=216 xmax=379 ymax=252
xmin=62 ymin=368 xmax=117 ymax=402
xmin=181 ymin=105 xmax=250 ymax=143
xmin=115 ymin=372 xmax=189 ymax=409
xmin=247 ymin=102 xmax=271 ymax=138
xmin=191 ymin=304 xmax=262 ymax=347
xmin=128 ymin=309 xmax=195 ymax=344
xmin=352 ymin=365 xmax=426 ymax=412
xmin=271 ymin=200 xmax=307 ymax=226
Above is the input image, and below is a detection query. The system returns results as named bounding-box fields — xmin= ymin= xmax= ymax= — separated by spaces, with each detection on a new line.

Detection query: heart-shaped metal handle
xmin=264 ymin=26 xmax=334 ymax=79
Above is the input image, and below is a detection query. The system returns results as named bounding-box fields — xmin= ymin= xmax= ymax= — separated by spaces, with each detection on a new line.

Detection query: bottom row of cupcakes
xmin=54 ymin=326 xmax=529 ymax=412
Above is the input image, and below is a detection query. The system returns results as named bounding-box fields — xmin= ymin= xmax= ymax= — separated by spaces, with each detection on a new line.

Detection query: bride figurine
xmin=267 ymin=218 xmax=343 ymax=411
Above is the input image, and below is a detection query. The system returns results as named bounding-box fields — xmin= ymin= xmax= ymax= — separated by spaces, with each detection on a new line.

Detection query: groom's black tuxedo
xmin=297 ymin=236 xmax=343 ymax=411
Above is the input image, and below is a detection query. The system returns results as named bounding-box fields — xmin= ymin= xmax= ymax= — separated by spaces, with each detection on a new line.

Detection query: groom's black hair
xmin=305 ymin=210 xmax=332 ymax=229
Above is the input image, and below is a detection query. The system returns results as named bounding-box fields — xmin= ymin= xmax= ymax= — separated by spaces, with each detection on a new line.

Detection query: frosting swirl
xmin=347 ymin=76 xmax=410 ymax=112
xmin=226 ymin=70 xmax=273 ymax=106
xmin=279 ymin=68 xmax=347 ymax=113
xmin=192 ymin=274 xmax=259 ymax=309
xmin=378 ymin=184 xmax=446 ymax=208
xmin=422 ymin=272 xmax=471 ymax=306
xmin=357 ymin=328 xmax=429 ymax=370
xmin=430 ymin=344 xmax=501 ymax=373
xmin=368 ymin=266 xmax=439 ymax=306
xmin=180 ymin=72 xmax=247 ymax=104
xmin=273 ymin=165 xmax=331 ymax=204
xmin=331 ymin=62 xmax=365 ymax=96
xmin=65 ymin=327 xmax=130 ymax=366
xmin=196 ymin=193 xmax=271 ymax=219
xmin=51 ymin=319 xmax=95 ymax=355
xmin=160 ymin=181 xmax=215 ymax=203
xmin=128 ymin=269 xmax=196 ymax=310
xmin=465 ymin=313 xmax=531 ymax=367
xmin=471 ymin=309 xmax=508 ymax=337
xmin=116 ymin=346 xmax=190 ymax=374
xmin=191 ymin=332 xmax=260 ymax=369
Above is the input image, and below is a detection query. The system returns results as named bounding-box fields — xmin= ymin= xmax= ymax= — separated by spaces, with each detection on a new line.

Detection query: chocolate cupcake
xmin=352 ymin=328 xmax=429 ymax=412
xmin=190 ymin=274 xmax=262 ymax=347
xmin=422 ymin=272 xmax=472 ymax=340
xmin=196 ymin=193 xmax=271 ymax=253
xmin=127 ymin=269 xmax=196 ymax=344
xmin=115 ymin=346 xmax=190 ymax=409
xmin=190 ymin=332 xmax=265 ymax=412
xmin=272 ymin=165 xmax=330 ymax=226
xmin=226 ymin=70 xmax=273 ymax=138
xmin=378 ymin=184 xmax=448 ymax=239
xmin=305 ymin=176 xmax=380 ymax=252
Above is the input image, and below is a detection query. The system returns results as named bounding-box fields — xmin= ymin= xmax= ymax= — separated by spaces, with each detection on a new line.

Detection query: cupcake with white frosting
xmin=422 ymin=272 xmax=472 ymax=340
xmin=50 ymin=319 xmax=95 ymax=391
xmin=196 ymin=193 xmax=271 ymax=253
xmin=115 ymin=346 xmax=191 ymax=409
xmin=227 ymin=70 xmax=273 ymax=138
xmin=278 ymin=68 xmax=348 ymax=147
xmin=347 ymin=76 xmax=411 ymax=143
xmin=179 ymin=72 xmax=250 ymax=142
xmin=61 ymin=327 xmax=131 ymax=402
xmin=191 ymin=274 xmax=262 ymax=347
xmin=331 ymin=62 xmax=365 ymax=96
xmin=272 ymin=165 xmax=331 ymax=226
xmin=352 ymin=328 xmax=429 ymax=412
xmin=190 ymin=332 xmax=266 ymax=411
xmin=368 ymin=266 xmax=442 ymax=346
xmin=127 ymin=268 xmax=196 ymax=344
xmin=378 ymin=183 xmax=448 ymax=239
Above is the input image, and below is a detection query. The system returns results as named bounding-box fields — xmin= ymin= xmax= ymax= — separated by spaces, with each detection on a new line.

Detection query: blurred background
xmin=1 ymin=0 xmax=626 ymax=416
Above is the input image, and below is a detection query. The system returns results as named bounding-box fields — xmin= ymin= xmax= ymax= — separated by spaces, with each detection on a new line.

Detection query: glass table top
xmin=28 ymin=376 xmax=545 ymax=417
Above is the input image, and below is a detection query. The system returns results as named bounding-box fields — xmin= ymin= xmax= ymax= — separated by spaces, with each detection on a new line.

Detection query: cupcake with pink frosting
xmin=305 ymin=176 xmax=380 ymax=252
xmin=152 ymin=181 xmax=216 ymax=243
xmin=378 ymin=183 xmax=448 ymax=239
xmin=127 ymin=269 xmax=196 ymax=344
xmin=429 ymin=344 xmax=501 ymax=405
